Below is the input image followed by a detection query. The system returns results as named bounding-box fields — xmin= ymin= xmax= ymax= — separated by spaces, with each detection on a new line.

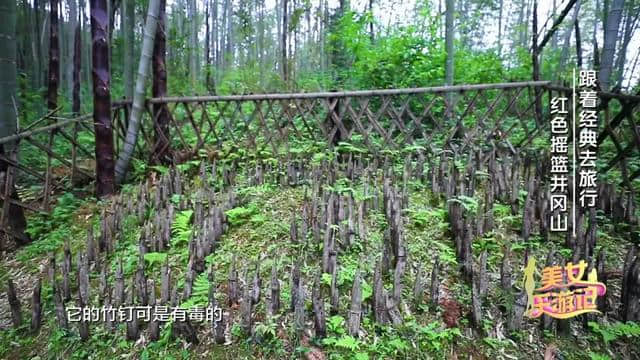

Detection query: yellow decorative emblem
xmin=523 ymin=258 xmax=606 ymax=319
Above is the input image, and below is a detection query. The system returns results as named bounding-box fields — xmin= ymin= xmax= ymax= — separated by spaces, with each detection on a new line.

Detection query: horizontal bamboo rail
xmin=146 ymin=81 xmax=552 ymax=103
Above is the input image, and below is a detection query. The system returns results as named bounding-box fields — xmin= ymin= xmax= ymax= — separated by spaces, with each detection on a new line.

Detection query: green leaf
xmin=143 ymin=252 xmax=168 ymax=266
xmin=335 ymin=335 xmax=359 ymax=351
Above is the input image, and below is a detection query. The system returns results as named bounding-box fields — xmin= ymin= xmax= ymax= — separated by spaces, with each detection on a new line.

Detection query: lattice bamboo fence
xmin=1 ymin=81 xmax=640 ymax=235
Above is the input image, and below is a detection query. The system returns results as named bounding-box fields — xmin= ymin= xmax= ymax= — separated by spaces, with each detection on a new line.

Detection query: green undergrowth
xmin=2 ymin=158 xmax=640 ymax=360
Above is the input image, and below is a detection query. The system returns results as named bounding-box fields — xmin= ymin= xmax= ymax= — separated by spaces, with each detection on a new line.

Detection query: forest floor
xmin=0 ymin=158 xmax=639 ymax=360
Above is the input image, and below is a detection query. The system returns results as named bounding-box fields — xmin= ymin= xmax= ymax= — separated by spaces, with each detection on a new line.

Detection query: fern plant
xmin=171 ymin=210 xmax=194 ymax=246
xmin=588 ymin=321 xmax=640 ymax=345
xmin=180 ymin=272 xmax=211 ymax=309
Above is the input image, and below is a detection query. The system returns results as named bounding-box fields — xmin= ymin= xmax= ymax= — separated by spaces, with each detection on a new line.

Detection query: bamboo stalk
xmin=147 ymin=81 xmax=552 ymax=103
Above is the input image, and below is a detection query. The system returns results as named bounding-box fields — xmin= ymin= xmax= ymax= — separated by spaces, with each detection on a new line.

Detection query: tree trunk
xmin=213 ymin=0 xmax=218 ymax=84
xmin=558 ymin=0 xmax=581 ymax=77
xmin=614 ymin=5 xmax=638 ymax=88
xmin=67 ymin=0 xmax=78 ymax=101
xmin=188 ymin=0 xmax=198 ymax=89
xmin=152 ymin=0 xmax=170 ymax=165
xmin=626 ymin=48 xmax=640 ymax=90
xmin=225 ymin=0 xmax=232 ymax=69
xmin=517 ymin=0 xmax=525 ymax=48
xmin=33 ymin=0 xmax=43 ymax=89
xmin=497 ymin=0 xmax=503 ymax=56
xmin=0 ymin=0 xmax=18 ymax=148
xmin=220 ymin=0 xmax=228 ymax=71
xmin=282 ymin=0 xmax=288 ymax=84
xmin=48 ymin=0 xmax=59 ymax=111
xmin=599 ymin=0 xmax=624 ymax=91
xmin=73 ymin=10 xmax=81 ymax=115
xmin=123 ymin=0 xmax=135 ymax=99
xmin=369 ymin=0 xmax=374 ymax=41
xmin=205 ymin=0 xmax=210 ymax=90
xmin=114 ymin=0 xmax=161 ymax=183
xmin=444 ymin=0 xmax=454 ymax=122
xmin=71 ymin=5 xmax=81 ymax=185
xmin=0 ymin=0 xmax=31 ymax=246
xmin=524 ymin=0 xmax=531 ymax=48
xmin=575 ymin=17 xmax=582 ymax=68
xmin=551 ymin=0 xmax=557 ymax=48
xmin=90 ymin=0 xmax=116 ymax=197
xmin=531 ymin=0 xmax=542 ymax=124
xmin=259 ymin=0 xmax=265 ymax=80
xmin=276 ymin=0 xmax=281 ymax=72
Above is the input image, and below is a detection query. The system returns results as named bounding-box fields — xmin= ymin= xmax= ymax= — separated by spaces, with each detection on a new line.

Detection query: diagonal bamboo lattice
xmin=1 ymin=80 xmax=640 ymax=238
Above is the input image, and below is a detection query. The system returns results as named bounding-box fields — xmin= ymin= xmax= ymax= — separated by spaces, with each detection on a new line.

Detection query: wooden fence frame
xmin=1 ymin=80 xmax=639 ymax=238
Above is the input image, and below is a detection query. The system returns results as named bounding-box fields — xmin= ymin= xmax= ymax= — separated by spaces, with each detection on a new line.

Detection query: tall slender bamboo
xmin=123 ymin=0 xmax=135 ymax=99
xmin=189 ymin=0 xmax=198 ymax=89
xmin=67 ymin=0 xmax=77 ymax=100
xmin=614 ymin=5 xmax=637 ymax=88
xmin=531 ymin=0 xmax=542 ymax=124
xmin=0 ymin=0 xmax=31 ymax=245
xmin=152 ymin=0 xmax=170 ymax=164
xmin=205 ymin=0 xmax=211 ymax=90
xmin=444 ymin=0 xmax=454 ymax=122
xmin=90 ymin=0 xmax=115 ymax=197
xmin=34 ymin=0 xmax=42 ymax=89
xmin=114 ymin=0 xmax=161 ymax=183
xmin=0 ymin=0 xmax=18 ymax=148
xmin=47 ymin=0 xmax=59 ymax=111
xmin=599 ymin=0 xmax=624 ymax=91
xmin=72 ymin=9 xmax=81 ymax=115
xmin=282 ymin=0 xmax=288 ymax=84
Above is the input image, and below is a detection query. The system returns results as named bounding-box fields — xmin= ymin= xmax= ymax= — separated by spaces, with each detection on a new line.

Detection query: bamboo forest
xmin=1 ymin=0 xmax=640 ymax=358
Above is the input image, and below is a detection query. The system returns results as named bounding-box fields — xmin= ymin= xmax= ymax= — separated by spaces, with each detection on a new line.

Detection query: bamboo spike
xmin=228 ymin=255 xmax=239 ymax=306
xmin=240 ymin=269 xmax=252 ymax=335
xmin=183 ymin=259 xmax=195 ymax=300
xmin=77 ymin=252 xmax=90 ymax=307
xmin=293 ymin=272 xmax=305 ymax=336
xmin=478 ymin=250 xmax=488 ymax=297
xmin=62 ymin=241 xmax=72 ymax=302
xmin=622 ymin=246 xmax=639 ymax=321
xmin=126 ymin=277 xmax=139 ymax=341
xmin=136 ymin=255 xmax=148 ymax=305
xmin=542 ymin=250 xmax=558 ymax=331
xmin=114 ymin=258 xmax=125 ymax=307
xmin=270 ymin=262 xmax=280 ymax=315
xmin=290 ymin=210 xmax=298 ymax=244
xmin=348 ymin=269 xmax=362 ymax=337
xmin=330 ymin=263 xmax=339 ymax=315
xmin=430 ymin=256 xmax=440 ymax=307
xmin=312 ymin=273 xmax=326 ymax=338
xmin=596 ymin=249 xmax=608 ymax=313
xmin=161 ymin=256 xmax=171 ymax=305
xmin=291 ymin=262 xmax=301 ymax=312
xmin=148 ymin=279 xmax=160 ymax=341
xmin=500 ymin=245 xmax=512 ymax=290
xmin=372 ymin=260 xmax=388 ymax=324
xmin=31 ymin=278 xmax=42 ymax=333
xmin=251 ymin=263 xmax=261 ymax=306
xmin=6 ymin=279 xmax=22 ymax=328
xmin=322 ymin=193 xmax=335 ymax=273
xmin=392 ymin=244 xmax=406 ymax=303
xmin=53 ymin=281 xmax=68 ymax=330
xmin=413 ymin=265 xmax=425 ymax=308
xmin=507 ymin=290 xmax=527 ymax=332
xmin=85 ymin=227 xmax=96 ymax=265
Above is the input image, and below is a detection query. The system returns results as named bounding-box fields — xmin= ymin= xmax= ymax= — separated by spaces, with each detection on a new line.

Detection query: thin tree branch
xmin=538 ymin=0 xmax=579 ymax=51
